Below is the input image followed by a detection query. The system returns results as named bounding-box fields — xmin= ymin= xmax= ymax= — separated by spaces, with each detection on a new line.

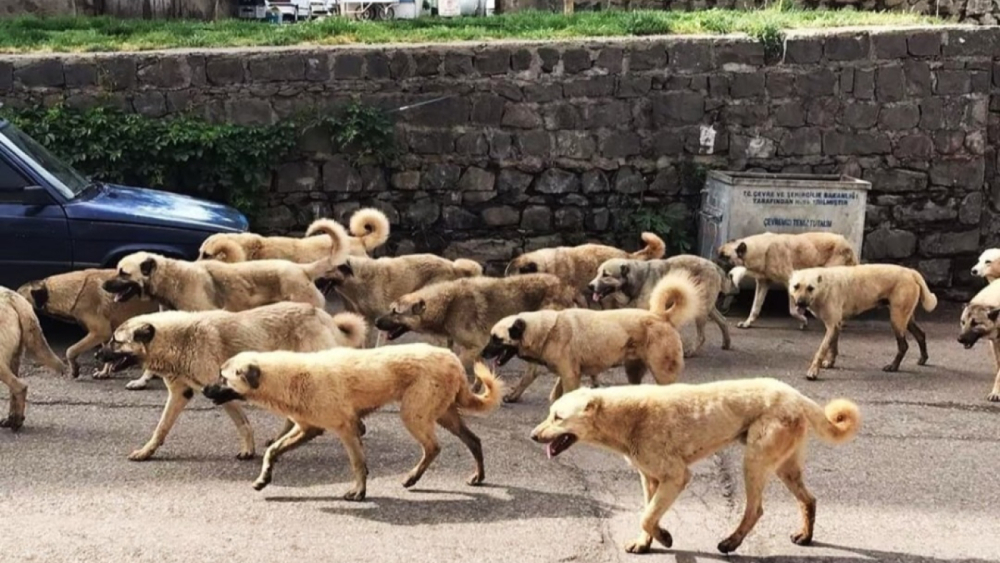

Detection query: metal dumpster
xmin=697 ymin=171 xmax=871 ymax=264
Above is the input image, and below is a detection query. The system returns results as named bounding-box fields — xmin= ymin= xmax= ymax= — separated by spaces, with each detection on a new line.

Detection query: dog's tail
xmin=456 ymin=362 xmax=504 ymax=414
xmin=452 ymin=259 xmax=483 ymax=278
xmin=302 ymin=219 xmax=350 ymax=280
xmin=205 ymin=237 xmax=247 ymax=263
xmin=349 ymin=208 xmax=391 ymax=253
xmin=649 ymin=270 xmax=704 ymax=328
xmin=804 ymin=397 xmax=861 ymax=445
xmin=913 ymin=270 xmax=938 ymax=312
xmin=629 ymin=232 xmax=666 ymax=261
xmin=331 ymin=312 xmax=368 ymax=349
xmin=10 ymin=292 xmax=66 ymax=375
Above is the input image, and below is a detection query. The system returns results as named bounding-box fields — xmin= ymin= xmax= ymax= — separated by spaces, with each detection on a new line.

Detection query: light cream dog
xmin=198 ymin=208 xmax=389 ymax=262
xmin=486 ymin=271 xmax=703 ymax=404
xmin=95 ymin=303 xmax=366 ymax=461
xmin=957 ymin=279 xmax=1000 ymax=401
xmin=505 ymin=233 xmax=666 ymax=308
xmin=0 ymin=287 xmax=67 ymax=431
xmin=789 ymin=265 xmax=937 ymax=379
xmin=971 ymin=248 xmax=1000 ymax=283
xmin=718 ymin=232 xmax=858 ymax=329
xmin=530 ymin=380 xmax=861 ymax=554
xmin=203 ymin=344 xmax=501 ymax=500
xmin=588 ymin=255 xmax=735 ymax=357
xmin=18 ymin=269 xmax=158 ymax=379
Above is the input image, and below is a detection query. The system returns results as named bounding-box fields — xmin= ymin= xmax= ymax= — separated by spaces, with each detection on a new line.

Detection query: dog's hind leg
xmin=711 ymin=308 xmax=732 ymax=350
xmin=253 ymin=424 xmax=322 ymax=491
xmin=129 ymin=379 xmax=192 ymax=461
xmin=687 ymin=317 xmax=707 ymax=358
xmin=737 ymin=279 xmax=769 ymax=329
xmin=0 ymin=361 xmax=27 ymax=431
xmin=66 ymin=330 xmax=105 ymax=379
xmin=437 ymin=407 xmax=485 ymax=486
xmin=400 ymin=402 xmax=442 ymax=489
xmin=504 ymin=364 xmax=539 ymax=404
xmin=776 ymin=447 xmax=817 ymax=546
xmin=908 ymin=320 xmax=929 ymax=366
xmin=335 ymin=425 xmax=369 ymax=501
xmin=222 ymin=403 xmax=256 ymax=460
xmin=624 ymin=467 xmax=688 ymax=554
xmin=883 ymin=306 xmax=912 ymax=372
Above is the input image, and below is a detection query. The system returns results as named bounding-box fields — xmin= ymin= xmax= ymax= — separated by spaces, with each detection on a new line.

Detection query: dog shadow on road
xmin=265 ymin=484 xmax=614 ymax=525
xmin=664 ymin=542 xmax=993 ymax=563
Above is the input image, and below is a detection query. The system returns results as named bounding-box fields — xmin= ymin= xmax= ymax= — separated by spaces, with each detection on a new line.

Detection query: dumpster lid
xmin=706 ymin=171 xmax=871 ymax=191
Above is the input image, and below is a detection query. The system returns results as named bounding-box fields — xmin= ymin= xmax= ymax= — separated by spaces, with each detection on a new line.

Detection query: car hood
xmin=64 ymin=184 xmax=248 ymax=233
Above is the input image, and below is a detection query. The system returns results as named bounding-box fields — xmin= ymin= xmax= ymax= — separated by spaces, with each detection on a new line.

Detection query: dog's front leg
xmin=625 ymin=468 xmax=688 ymax=554
xmin=66 ymin=330 xmax=106 ymax=379
xmin=253 ymin=424 xmax=321 ymax=491
xmin=989 ymin=338 xmax=1000 ymax=374
xmin=336 ymin=427 xmax=369 ymax=501
xmin=737 ymin=279 xmax=769 ymax=329
xmin=806 ymin=320 xmax=839 ymax=380
xmin=221 ymin=402 xmax=256 ymax=460
xmin=788 ymin=292 xmax=809 ymax=330
xmin=821 ymin=323 xmax=841 ymax=369
xmin=125 ymin=370 xmax=157 ymax=390
xmin=129 ymin=380 xmax=192 ymax=461
xmin=988 ymin=342 xmax=1000 ymax=402
xmin=504 ymin=364 xmax=540 ymax=404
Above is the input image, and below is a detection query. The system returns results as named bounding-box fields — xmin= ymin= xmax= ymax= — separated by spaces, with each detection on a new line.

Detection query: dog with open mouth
xmin=958 ymin=279 xmax=1000 ymax=401
xmin=530 ymin=379 xmax=861 ymax=555
xmin=96 ymin=302 xmax=366 ymax=462
xmin=201 ymin=344 xmax=501 ymax=500
xmin=484 ymin=270 xmax=703 ymax=404
xmin=588 ymin=255 xmax=735 ymax=358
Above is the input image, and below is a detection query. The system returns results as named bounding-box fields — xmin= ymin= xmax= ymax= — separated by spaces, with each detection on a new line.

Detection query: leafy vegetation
xmin=0 ymin=9 xmax=943 ymax=53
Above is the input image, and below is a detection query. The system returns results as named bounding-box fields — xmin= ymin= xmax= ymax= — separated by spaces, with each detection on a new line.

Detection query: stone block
xmin=497 ymin=169 xmax=533 ymax=202
xmin=669 ymin=41 xmax=711 ymax=72
xmin=614 ymin=167 xmax=646 ymax=194
xmin=562 ymin=49 xmax=592 ymax=74
xmin=333 ymin=54 xmax=364 ymax=78
xmin=766 ymin=73 xmax=795 ymax=98
xmin=98 ymin=58 xmax=136 ymax=91
xmin=14 ymin=59 xmax=64 ymax=88
xmin=895 ymin=200 xmax=957 ymax=224
xmin=908 ymin=32 xmax=942 ymax=56
xmin=863 ymin=227 xmax=917 ymax=260
xmin=555 ymin=207 xmax=585 ymax=231
xmin=456 ymin=132 xmax=488 ymax=156
xmin=777 ymin=128 xmax=822 ymax=156
xmin=482 ymin=206 xmax=520 ymax=226
xmin=405 ymin=200 xmax=440 ymax=226
xmin=206 ymin=57 xmax=245 ymax=85
xmin=63 ymin=61 xmax=97 ymax=88
xmin=511 ymin=49 xmax=533 ymax=72
xmin=554 ymin=131 xmax=596 ymax=159
xmin=715 ymin=39 xmax=765 ymax=66
xmin=420 ymin=163 xmax=462 ymax=191
xmin=443 ymin=206 xmax=479 ymax=229
xmin=894 ymin=134 xmax=935 ymax=160
xmin=364 ymin=52 xmax=391 ymax=79
xmin=539 ymin=48 xmax=560 ymax=73
xmin=443 ymin=239 xmax=519 ymax=262
xmin=523 ymin=83 xmax=563 ymax=103
xmin=535 ymin=169 xmax=579 ymax=194
xmin=730 ymin=73 xmax=765 ymax=98
xmin=917 ymin=259 xmax=951 ymax=286
xmin=823 ymin=131 xmax=890 ymax=155
xmin=651 ymin=92 xmax=705 ymax=126
xmin=521 ymin=206 xmax=552 ymax=232
xmin=458 ymin=167 xmax=496 ymax=192
xmin=413 ymin=53 xmax=440 ymax=76
xmin=248 ymin=54 xmax=304 ymax=82
xmin=543 ymin=103 xmax=580 ymax=130
xmin=929 ymin=157 xmax=985 ymax=188
xmin=596 ymin=47 xmax=624 ymax=73
xmin=322 ymin=157 xmax=361 ymax=192
xmin=391 ymin=171 xmax=421 ymax=190
xmin=444 ymin=53 xmax=474 ymax=76
xmin=920 ymin=230 xmax=980 ymax=256
xmin=824 ymin=34 xmax=870 ymax=61
xmin=960 ymin=192 xmax=984 ymax=224
xmin=872 ymin=33 xmax=907 ymax=59
xmin=876 ymin=66 xmax=904 ymax=101
xmin=629 ymin=44 xmax=667 ymax=71
xmin=797 ymin=69 xmax=837 ymax=97
xmin=863 ymin=169 xmax=928 ymax=192
xmin=581 ymin=170 xmax=609 ymax=194
xmin=470 ymin=95 xmax=505 ymax=125
xmin=842 ymin=102 xmax=880 ymax=129
xmin=563 ymin=76 xmax=615 ymax=98
xmin=475 ymin=49 xmax=511 ymax=75
xmin=934 ymin=70 xmax=971 ymax=94
xmin=601 ymin=132 xmax=642 ymax=159
xmin=617 ymin=76 xmax=652 ymax=98
xmin=878 ymin=104 xmax=920 ymax=130
xmin=502 ymin=104 xmax=543 ymax=129
xmin=784 ymin=37 xmax=823 ymax=64
xmin=516 ymin=131 xmax=551 ymax=158
xmin=408 ymin=131 xmax=455 ymax=155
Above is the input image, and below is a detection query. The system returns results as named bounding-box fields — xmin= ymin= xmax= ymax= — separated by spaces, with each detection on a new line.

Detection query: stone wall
xmin=1 ymin=26 xmax=999 ymax=298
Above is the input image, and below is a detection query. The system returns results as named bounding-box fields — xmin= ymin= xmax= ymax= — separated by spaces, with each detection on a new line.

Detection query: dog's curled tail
xmin=913 ymin=271 xmax=938 ymax=312
xmin=452 ymin=259 xmax=483 ymax=278
xmin=331 ymin=312 xmax=368 ymax=349
xmin=629 ymin=232 xmax=666 ymax=261
xmin=10 ymin=292 xmax=66 ymax=375
xmin=349 ymin=208 xmax=391 ymax=253
xmin=202 ymin=236 xmax=247 ymax=263
xmin=457 ymin=362 xmax=504 ymax=414
xmin=303 ymin=219 xmax=350 ymax=279
xmin=649 ymin=270 xmax=704 ymax=328
xmin=806 ymin=398 xmax=861 ymax=445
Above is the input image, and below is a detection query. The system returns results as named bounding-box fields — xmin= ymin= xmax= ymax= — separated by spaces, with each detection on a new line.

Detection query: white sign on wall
xmin=439 ymin=0 xmax=461 ymax=16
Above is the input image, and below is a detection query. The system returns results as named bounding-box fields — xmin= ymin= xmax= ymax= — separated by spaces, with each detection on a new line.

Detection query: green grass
xmin=0 ymin=8 xmax=946 ymax=53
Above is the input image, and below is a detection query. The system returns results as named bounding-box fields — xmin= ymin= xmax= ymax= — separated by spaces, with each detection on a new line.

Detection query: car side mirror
xmin=21 ymin=185 xmax=53 ymax=207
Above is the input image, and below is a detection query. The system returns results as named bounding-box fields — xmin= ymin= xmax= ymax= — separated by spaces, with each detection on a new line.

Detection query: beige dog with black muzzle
xmin=530 ymin=379 xmax=860 ymax=554
xmin=957 ymin=279 xmax=1000 ymax=401
xmin=204 ymin=344 xmax=501 ymax=500
xmin=96 ymin=303 xmax=366 ymax=461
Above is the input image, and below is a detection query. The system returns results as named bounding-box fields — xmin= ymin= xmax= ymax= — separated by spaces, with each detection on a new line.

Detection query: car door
xmin=0 ymin=152 xmax=72 ymax=288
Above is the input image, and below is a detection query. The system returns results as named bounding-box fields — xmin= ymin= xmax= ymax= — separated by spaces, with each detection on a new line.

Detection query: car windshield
xmin=0 ymin=120 xmax=90 ymax=198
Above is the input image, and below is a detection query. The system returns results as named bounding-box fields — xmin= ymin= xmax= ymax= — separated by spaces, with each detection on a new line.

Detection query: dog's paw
xmin=502 ymin=392 xmax=521 ymax=404
xmin=252 ymin=478 xmax=270 ymax=491
xmin=0 ymin=415 xmax=24 ymax=431
xmin=652 ymin=527 xmax=673 ymax=548
xmin=236 ymin=450 xmax=255 ymax=461
xmin=821 ymin=359 xmax=835 ymax=369
xmin=917 ymin=357 xmax=929 ymax=366
xmin=736 ymin=321 xmax=753 ymax=329
xmin=343 ymin=489 xmax=366 ymax=502
xmin=987 ymin=392 xmax=1000 ymax=403
xmin=805 ymin=368 xmax=819 ymax=380
xmin=402 ymin=474 xmax=421 ymax=488
xmin=125 ymin=380 xmax=148 ymax=391
xmin=624 ymin=540 xmax=652 ymax=554
xmin=69 ymin=364 xmax=80 ymax=379
xmin=790 ymin=532 xmax=813 ymax=546
xmin=798 ymin=322 xmax=808 ymax=331
xmin=91 ymin=369 xmax=112 ymax=380
xmin=128 ymin=448 xmax=154 ymax=462
xmin=881 ymin=364 xmax=899 ymax=373
xmin=717 ymin=537 xmax=742 ymax=554
xmin=467 ymin=472 xmax=484 ymax=486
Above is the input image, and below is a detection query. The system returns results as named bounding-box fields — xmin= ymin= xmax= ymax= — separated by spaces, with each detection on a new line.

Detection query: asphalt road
xmin=1 ymin=297 xmax=999 ymax=563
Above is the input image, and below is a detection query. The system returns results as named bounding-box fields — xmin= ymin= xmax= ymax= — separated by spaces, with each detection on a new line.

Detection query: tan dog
xmin=588 ymin=255 xmax=735 ymax=357
xmin=957 ymin=280 xmax=1000 ymax=401
xmin=95 ymin=303 xmax=366 ymax=461
xmin=18 ymin=269 xmax=158 ymax=379
xmin=789 ymin=265 xmax=937 ymax=379
xmin=486 ymin=271 xmax=703 ymax=404
xmin=530 ymin=380 xmax=861 ymax=554
xmin=203 ymin=344 xmax=501 ymax=500
xmin=317 ymin=254 xmax=482 ymax=347
xmin=198 ymin=208 xmax=389 ymax=263
xmin=505 ymin=233 xmax=666 ymax=308
xmin=718 ymin=232 xmax=858 ymax=329
xmin=0 ymin=287 xmax=67 ymax=430
xmin=971 ymin=248 xmax=1000 ymax=283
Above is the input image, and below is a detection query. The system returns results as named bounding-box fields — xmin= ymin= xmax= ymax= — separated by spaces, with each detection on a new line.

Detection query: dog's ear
xmin=30 ymin=285 xmax=49 ymax=308
xmin=584 ymin=395 xmax=602 ymax=415
xmin=243 ymin=363 xmax=262 ymax=390
xmin=620 ymin=264 xmax=630 ymax=276
xmin=509 ymin=318 xmax=526 ymax=340
xmin=140 ymin=257 xmax=157 ymax=277
xmin=989 ymin=308 xmax=1000 ymax=322
xmin=519 ymin=262 xmax=538 ymax=274
xmin=412 ymin=299 xmax=426 ymax=316
xmin=736 ymin=242 xmax=747 ymax=258
xmin=338 ymin=261 xmax=354 ymax=277
xmin=133 ymin=323 xmax=156 ymax=344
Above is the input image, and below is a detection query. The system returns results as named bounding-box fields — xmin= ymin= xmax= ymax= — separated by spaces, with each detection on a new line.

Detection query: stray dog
xmin=484 ymin=271 xmax=702 ymax=404
xmin=504 ymin=233 xmax=666 ymax=307
xmin=0 ymin=287 xmax=67 ymax=430
xmin=198 ymin=208 xmax=389 ymax=263
xmin=717 ymin=232 xmax=858 ymax=329
xmin=95 ymin=303 xmax=366 ymax=461
xmin=971 ymin=248 xmax=1000 ymax=283
xmin=18 ymin=269 xmax=158 ymax=379
xmin=588 ymin=255 xmax=736 ymax=357
xmin=530 ymin=379 xmax=861 ymax=554
xmin=789 ymin=265 xmax=937 ymax=379
xmin=316 ymin=254 xmax=482 ymax=347
xmin=957 ymin=280 xmax=1000 ymax=401
xmin=203 ymin=344 xmax=501 ymax=500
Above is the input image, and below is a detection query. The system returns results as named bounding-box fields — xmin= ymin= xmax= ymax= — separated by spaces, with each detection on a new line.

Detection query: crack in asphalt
xmin=862 ymin=399 xmax=1000 ymax=414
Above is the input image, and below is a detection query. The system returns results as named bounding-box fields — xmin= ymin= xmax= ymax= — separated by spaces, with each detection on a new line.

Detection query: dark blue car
xmin=0 ymin=118 xmax=249 ymax=289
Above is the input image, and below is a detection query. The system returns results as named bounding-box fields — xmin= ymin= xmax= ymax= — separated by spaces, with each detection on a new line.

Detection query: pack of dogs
xmin=2 ymin=205 xmax=994 ymax=555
